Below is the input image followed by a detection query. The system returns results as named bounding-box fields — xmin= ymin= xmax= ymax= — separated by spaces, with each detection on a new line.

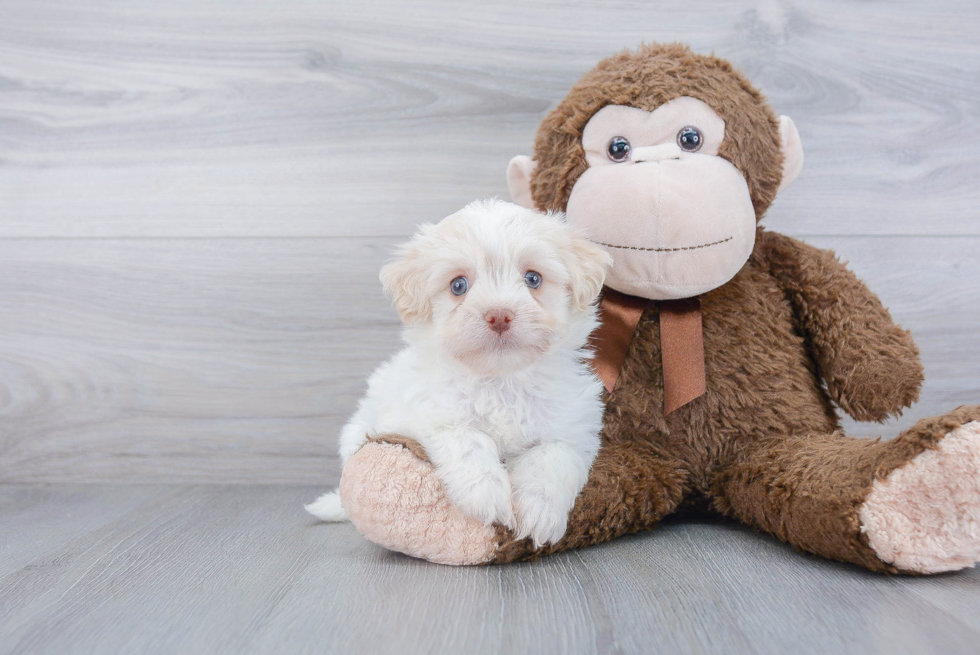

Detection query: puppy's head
xmin=380 ymin=199 xmax=612 ymax=375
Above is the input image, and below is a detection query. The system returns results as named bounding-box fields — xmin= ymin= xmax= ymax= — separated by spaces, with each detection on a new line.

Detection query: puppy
xmin=306 ymin=199 xmax=612 ymax=546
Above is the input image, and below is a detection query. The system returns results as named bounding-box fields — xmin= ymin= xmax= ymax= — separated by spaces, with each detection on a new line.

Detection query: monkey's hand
xmin=759 ymin=230 xmax=923 ymax=422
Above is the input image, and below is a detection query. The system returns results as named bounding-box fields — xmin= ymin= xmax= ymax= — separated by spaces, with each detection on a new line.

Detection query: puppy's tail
xmin=305 ymin=488 xmax=350 ymax=522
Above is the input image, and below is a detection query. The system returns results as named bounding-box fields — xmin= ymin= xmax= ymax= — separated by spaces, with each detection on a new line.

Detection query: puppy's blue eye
xmin=450 ymin=276 xmax=469 ymax=296
xmin=524 ymin=271 xmax=542 ymax=289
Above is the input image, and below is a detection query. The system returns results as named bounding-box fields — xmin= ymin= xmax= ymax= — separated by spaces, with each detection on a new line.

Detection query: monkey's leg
xmin=339 ymin=435 xmax=690 ymax=565
xmin=497 ymin=440 xmax=690 ymax=562
xmin=712 ymin=406 xmax=980 ymax=574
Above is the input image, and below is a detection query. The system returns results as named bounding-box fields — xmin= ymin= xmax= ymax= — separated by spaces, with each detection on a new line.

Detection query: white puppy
xmin=306 ymin=199 xmax=612 ymax=546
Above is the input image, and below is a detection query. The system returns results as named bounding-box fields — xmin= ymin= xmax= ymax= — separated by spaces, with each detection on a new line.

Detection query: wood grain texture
xmin=2 ymin=2 xmax=979 ymax=650
xmin=0 ymin=235 xmax=977 ymax=483
xmin=0 ymin=1 xmax=978 ymax=480
xmin=2 ymin=484 xmax=979 ymax=655
xmin=0 ymin=0 xmax=978 ymax=238
xmin=0 ymin=238 xmax=400 ymax=483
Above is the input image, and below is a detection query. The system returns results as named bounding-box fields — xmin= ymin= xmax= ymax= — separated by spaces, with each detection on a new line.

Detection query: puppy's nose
xmin=485 ymin=309 xmax=514 ymax=334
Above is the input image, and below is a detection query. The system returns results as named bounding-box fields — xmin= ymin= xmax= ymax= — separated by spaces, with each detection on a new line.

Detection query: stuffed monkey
xmin=338 ymin=44 xmax=980 ymax=574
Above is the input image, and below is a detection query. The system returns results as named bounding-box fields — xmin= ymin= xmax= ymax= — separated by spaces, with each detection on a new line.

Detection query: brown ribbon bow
xmin=588 ymin=289 xmax=706 ymax=415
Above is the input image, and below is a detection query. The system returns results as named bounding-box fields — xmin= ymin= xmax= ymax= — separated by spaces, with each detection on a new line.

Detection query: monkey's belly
xmin=603 ymin=263 xmax=838 ymax=464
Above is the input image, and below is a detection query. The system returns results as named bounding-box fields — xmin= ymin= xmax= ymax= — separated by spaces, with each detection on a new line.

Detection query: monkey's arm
xmin=758 ymin=230 xmax=923 ymax=422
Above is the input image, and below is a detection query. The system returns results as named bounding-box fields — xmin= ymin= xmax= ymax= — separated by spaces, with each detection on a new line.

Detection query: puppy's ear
xmin=564 ymin=233 xmax=613 ymax=312
xmin=379 ymin=236 xmax=432 ymax=324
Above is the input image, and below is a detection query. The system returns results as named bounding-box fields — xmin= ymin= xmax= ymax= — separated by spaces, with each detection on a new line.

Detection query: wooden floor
xmin=2 ymin=484 xmax=980 ymax=655
xmin=2 ymin=0 xmax=980 ymax=652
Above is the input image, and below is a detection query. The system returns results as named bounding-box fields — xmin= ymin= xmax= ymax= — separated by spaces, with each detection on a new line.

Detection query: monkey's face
xmin=565 ymin=96 xmax=757 ymax=300
xmin=507 ymin=45 xmax=805 ymax=301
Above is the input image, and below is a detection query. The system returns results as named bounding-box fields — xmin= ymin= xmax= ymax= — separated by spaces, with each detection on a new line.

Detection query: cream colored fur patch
xmin=341 ymin=442 xmax=498 ymax=566
xmin=860 ymin=421 xmax=980 ymax=573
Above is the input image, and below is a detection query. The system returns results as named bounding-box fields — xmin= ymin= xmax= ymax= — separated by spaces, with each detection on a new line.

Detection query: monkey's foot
xmin=340 ymin=436 xmax=498 ymax=565
xmin=860 ymin=421 xmax=980 ymax=573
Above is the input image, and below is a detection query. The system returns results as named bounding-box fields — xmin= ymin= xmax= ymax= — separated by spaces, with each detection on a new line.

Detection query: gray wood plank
xmin=0 ymin=237 xmax=401 ymax=483
xmin=575 ymin=522 xmax=980 ymax=654
xmin=0 ymin=236 xmax=977 ymax=483
xmin=0 ymin=485 xmax=166 ymax=577
xmin=2 ymin=485 xmax=979 ymax=655
xmin=0 ymin=0 xmax=978 ymax=238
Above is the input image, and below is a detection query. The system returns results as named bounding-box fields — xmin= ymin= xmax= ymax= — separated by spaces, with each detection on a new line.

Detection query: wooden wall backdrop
xmin=1 ymin=0 xmax=978 ymax=483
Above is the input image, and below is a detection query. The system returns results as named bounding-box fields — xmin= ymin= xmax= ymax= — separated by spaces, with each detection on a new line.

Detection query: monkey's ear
xmin=379 ymin=239 xmax=432 ymax=324
xmin=777 ymin=116 xmax=804 ymax=193
xmin=507 ymin=155 xmax=537 ymax=209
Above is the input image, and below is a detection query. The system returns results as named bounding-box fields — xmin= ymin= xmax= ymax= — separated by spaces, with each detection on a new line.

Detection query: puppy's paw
xmin=513 ymin=488 xmax=570 ymax=547
xmin=440 ymin=465 xmax=516 ymax=530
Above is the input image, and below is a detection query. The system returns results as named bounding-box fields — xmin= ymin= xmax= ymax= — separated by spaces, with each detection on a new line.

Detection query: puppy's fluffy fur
xmin=306 ymin=199 xmax=611 ymax=546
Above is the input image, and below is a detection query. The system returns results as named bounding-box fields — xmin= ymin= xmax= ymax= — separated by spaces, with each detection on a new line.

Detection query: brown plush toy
xmin=338 ymin=43 xmax=980 ymax=573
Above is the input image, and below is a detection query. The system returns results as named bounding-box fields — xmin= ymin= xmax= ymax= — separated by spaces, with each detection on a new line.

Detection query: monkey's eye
xmin=450 ymin=276 xmax=469 ymax=296
xmin=677 ymin=126 xmax=703 ymax=152
xmin=607 ymin=136 xmax=631 ymax=162
xmin=524 ymin=271 xmax=542 ymax=289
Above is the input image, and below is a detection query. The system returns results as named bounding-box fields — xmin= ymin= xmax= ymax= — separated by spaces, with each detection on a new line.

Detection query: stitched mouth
xmin=595 ymin=236 xmax=733 ymax=253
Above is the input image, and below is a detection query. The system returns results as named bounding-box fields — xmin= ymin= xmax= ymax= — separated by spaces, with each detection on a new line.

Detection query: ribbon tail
xmin=659 ymin=298 xmax=707 ymax=415
xmin=588 ymin=289 xmax=649 ymax=394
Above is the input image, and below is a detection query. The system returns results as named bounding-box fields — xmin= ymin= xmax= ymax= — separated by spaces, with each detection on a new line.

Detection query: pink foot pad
xmin=340 ymin=441 xmax=498 ymax=565
xmin=860 ymin=421 xmax=980 ymax=573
